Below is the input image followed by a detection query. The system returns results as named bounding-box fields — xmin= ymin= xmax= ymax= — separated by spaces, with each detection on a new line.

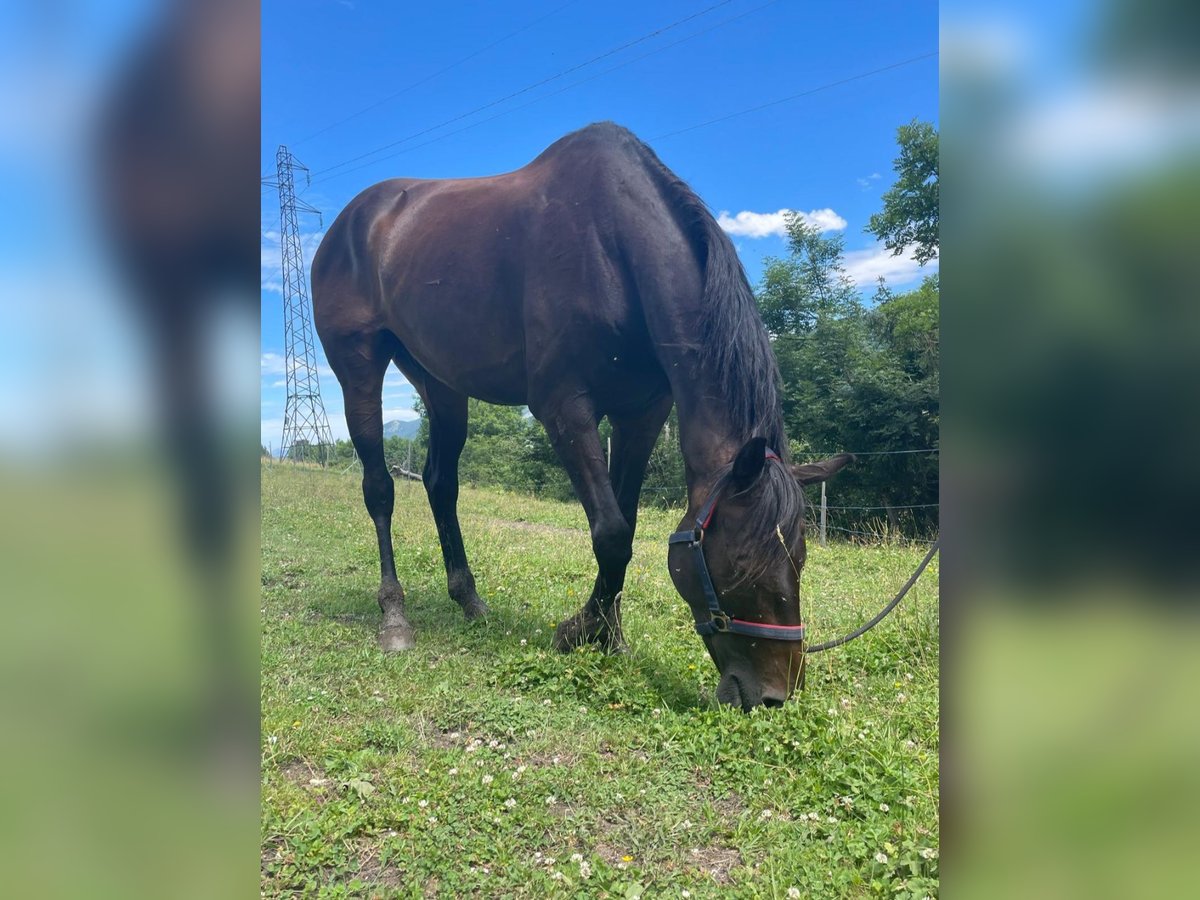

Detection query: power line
xmin=650 ymin=50 xmax=939 ymax=141
xmin=308 ymin=0 xmax=783 ymax=188
xmin=308 ymin=0 xmax=740 ymax=180
xmin=292 ymin=0 xmax=583 ymax=148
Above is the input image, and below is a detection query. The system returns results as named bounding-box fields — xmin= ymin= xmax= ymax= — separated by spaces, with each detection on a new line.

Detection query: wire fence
xmin=297 ymin=442 xmax=940 ymax=547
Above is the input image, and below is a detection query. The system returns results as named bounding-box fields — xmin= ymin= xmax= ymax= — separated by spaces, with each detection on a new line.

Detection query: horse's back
xmin=312 ymin=124 xmax=693 ymax=410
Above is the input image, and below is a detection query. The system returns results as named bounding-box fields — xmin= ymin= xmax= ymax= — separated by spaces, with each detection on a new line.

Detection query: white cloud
xmin=856 ymin=172 xmax=882 ymax=189
xmin=716 ymin=208 xmax=847 ymax=238
xmin=843 ymin=243 xmax=937 ymax=289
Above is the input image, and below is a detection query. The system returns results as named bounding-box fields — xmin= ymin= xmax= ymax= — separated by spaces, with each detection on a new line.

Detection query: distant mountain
xmin=383 ymin=418 xmax=422 ymax=439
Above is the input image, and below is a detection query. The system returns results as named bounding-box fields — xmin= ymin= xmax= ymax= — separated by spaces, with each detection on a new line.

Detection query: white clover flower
xmin=896 ymin=693 xmax=907 ymax=703
xmin=787 ymin=889 xmax=801 ymax=899
xmin=570 ymin=853 xmax=583 ymax=862
xmin=489 ymin=739 xmax=500 ymax=748
xmin=875 ymin=852 xmax=889 ymax=864
xmin=417 ymin=799 xmax=428 ymax=809
xmin=481 ymin=774 xmax=494 ymax=785
xmin=904 ymin=740 xmax=917 ymax=750
xmin=520 ymin=638 xmax=527 ymax=646
xmin=579 ymin=861 xmax=591 ymax=879
xmin=267 ymin=735 xmax=278 ymax=746
xmin=504 ymin=797 xmax=516 ymax=808
xmin=760 ymin=809 xmax=773 ymax=820
xmin=879 ymin=803 xmax=890 ymax=812
xmin=920 ymin=847 xmax=938 ymax=860
xmin=427 ymin=816 xmax=437 ymax=824
xmin=543 ymin=699 xmax=552 ymax=706
xmin=544 ymin=857 xmax=556 ymax=867
xmin=840 ymin=697 xmax=852 ymax=709
xmin=545 ymin=796 xmax=557 ymax=805
xmin=550 ymin=871 xmax=564 ymax=881
xmin=448 ymin=768 xmax=458 ymax=776
xmin=579 ymin=706 xmax=588 ymax=714
xmin=681 ymin=891 xmax=691 ymax=898
xmin=827 ymin=816 xmax=838 ymax=824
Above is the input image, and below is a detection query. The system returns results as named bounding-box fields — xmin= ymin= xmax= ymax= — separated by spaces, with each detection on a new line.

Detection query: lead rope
xmin=804 ymin=535 xmax=940 ymax=654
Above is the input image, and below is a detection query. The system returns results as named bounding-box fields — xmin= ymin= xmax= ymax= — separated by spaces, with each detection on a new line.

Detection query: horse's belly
xmin=386 ymin=287 xmax=528 ymax=404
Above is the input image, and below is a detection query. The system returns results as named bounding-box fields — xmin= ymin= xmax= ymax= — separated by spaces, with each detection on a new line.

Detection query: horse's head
xmin=669 ymin=438 xmax=853 ymax=710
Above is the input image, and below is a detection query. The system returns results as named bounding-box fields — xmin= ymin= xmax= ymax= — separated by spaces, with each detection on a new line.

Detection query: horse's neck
xmin=673 ymin=396 xmax=746 ymax=507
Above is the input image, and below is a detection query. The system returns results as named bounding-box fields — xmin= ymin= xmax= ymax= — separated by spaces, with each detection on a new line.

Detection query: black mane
xmin=611 ymin=124 xmax=788 ymax=458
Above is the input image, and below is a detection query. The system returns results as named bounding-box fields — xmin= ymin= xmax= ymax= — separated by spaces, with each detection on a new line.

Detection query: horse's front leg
xmin=534 ymin=392 xmax=632 ymax=653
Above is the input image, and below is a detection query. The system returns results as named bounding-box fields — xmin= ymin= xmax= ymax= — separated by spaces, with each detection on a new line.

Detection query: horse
xmin=311 ymin=122 xmax=851 ymax=709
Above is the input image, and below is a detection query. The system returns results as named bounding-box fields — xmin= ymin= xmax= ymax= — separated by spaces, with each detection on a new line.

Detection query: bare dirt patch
xmin=684 ymin=845 xmax=744 ymax=884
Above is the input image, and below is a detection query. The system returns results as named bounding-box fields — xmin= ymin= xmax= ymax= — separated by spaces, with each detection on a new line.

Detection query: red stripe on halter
xmin=731 ymin=619 xmax=805 ymax=631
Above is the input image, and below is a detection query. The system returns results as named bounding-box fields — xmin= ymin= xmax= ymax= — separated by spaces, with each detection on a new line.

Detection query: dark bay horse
xmin=312 ymin=123 xmax=850 ymax=709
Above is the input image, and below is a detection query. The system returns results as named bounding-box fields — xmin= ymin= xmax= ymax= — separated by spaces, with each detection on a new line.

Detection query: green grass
xmin=261 ymin=463 xmax=939 ymax=898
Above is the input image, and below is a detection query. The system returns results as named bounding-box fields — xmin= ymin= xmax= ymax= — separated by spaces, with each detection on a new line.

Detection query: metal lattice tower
xmin=274 ymin=145 xmax=333 ymax=463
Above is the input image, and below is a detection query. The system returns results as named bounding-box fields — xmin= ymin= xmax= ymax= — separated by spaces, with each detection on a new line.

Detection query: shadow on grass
xmin=299 ymin=575 xmax=712 ymax=714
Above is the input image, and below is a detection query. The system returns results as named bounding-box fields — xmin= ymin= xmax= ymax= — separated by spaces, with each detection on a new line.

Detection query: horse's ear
xmin=729 ymin=437 xmax=769 ymax=490
xmin=791 ymin=453 xmax=855 ymax=485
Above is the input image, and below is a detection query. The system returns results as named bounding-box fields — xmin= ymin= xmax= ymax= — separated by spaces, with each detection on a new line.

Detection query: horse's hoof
xmin=551 ymin=617 xmax=583 ymax=653
xmin=552 ymin=615 xmax=625 ymax=654
xmin=378 ymin=625 xmax=415 ymax=653
xmin=462 ymin=597 xmax=490 ymax=621
xmin=602 ymin=638 xmax=630 ymax=656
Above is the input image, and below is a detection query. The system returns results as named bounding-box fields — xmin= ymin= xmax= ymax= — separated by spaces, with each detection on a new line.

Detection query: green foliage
xmin=400 ymin=397 xmax=687 ymax=507
xmin=867 ymin=120 xmax=939 ymax=265
xmin=759 ymin=219 xmax=939 ymax=536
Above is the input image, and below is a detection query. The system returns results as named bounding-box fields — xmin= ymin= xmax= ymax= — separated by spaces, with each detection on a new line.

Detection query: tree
xmin=866 ymin=120 xmax=939 ymax=264
xmin=756 ymin=215 xmax=939 ymax=537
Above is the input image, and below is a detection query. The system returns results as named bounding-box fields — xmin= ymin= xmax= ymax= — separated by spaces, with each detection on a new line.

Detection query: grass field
xmin=261 ymin=463 xmax=939 ymax=898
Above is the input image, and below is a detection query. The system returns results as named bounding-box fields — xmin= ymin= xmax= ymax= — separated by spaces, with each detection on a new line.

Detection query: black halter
xmin=668 ymin=448 xmax=807 ymax=642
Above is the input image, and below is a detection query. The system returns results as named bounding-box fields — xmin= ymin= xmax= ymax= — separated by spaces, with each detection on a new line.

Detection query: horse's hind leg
xmin=328 ymin=331 xmax=414 ymax=652
xmin=415 ymin=378 xmax=489 ymax=621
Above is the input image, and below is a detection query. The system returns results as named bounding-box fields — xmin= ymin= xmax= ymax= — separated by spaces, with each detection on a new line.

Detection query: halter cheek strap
xmin=668 ymin=448 xmax=806 ymax=642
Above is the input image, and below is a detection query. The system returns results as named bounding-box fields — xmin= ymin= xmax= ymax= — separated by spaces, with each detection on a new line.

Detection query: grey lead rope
xmin=805 ymin=535 xmax=940 ymax=654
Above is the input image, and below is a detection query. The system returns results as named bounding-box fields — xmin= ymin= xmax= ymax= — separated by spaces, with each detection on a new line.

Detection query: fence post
xmin=819 ymin=480 xmax=827 ymax=547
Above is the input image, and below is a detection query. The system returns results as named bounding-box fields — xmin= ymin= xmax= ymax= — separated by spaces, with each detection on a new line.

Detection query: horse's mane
xmin=607 ymin=124 xmax=789 ymax=457
xmin=580 ymin=124 xmax=804 ymax=581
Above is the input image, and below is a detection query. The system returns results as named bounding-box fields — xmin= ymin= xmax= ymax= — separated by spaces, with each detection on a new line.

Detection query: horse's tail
xmin=627 ymin=134 xmax=785 ymax=452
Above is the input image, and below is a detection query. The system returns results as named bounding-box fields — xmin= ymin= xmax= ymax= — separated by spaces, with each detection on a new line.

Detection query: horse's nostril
xmin=761 ymin=696 xmax=785 ymax=708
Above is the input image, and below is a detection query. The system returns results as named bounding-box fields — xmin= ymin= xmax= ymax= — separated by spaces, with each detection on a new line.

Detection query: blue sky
xmin=261 ymin=0 xmax=939 ymax=447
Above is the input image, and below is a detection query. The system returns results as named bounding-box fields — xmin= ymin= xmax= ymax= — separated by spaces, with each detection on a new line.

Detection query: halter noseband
xmin=668 ymin=448 xmax=806 ymax=642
